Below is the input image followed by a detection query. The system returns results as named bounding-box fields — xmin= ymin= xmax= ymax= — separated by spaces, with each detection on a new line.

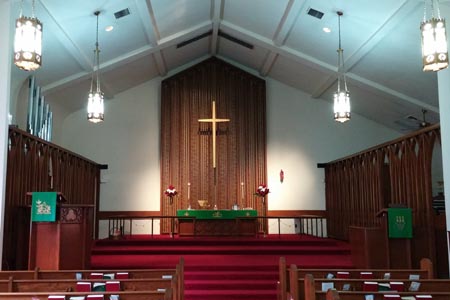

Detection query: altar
xmin=177 ymin=209 xmax=258 ymax=236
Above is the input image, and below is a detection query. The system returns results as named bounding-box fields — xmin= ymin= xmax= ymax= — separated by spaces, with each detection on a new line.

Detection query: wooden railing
xmin=98 ymin=214 xmax=327 ymax=238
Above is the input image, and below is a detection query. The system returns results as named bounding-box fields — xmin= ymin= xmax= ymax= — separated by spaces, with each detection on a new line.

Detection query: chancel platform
xmin=177 ymin=209 xmax=258 ymax=236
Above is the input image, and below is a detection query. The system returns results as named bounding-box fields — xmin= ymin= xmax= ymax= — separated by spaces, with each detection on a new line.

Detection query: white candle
xmin=241 ymin=182 xmax=244 ymax=200
xmin=188 ymin=182 xmax=191 ymax=200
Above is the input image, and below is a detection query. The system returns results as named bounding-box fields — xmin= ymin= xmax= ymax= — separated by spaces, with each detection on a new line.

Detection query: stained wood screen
xmin=160 ymin=57 xmax=267 ymax=233
xmin=324 ymin=124 xmax=441 ymax=266
xmin=5 ymin=126 xmax=101 ymax=269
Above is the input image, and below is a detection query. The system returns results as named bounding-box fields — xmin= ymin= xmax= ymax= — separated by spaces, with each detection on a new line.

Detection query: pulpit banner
xmin=387 ymin=208 xmax=412 ymax=238
xmin=31 ymin=192 xmax=57 ymax=222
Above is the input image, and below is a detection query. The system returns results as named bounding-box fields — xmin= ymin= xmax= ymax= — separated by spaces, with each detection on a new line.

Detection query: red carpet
xmin=90 ymin=234 xmax=353 ymax=300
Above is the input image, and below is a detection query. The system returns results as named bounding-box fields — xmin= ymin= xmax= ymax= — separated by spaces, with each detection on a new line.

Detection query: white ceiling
xmin=10 ymin=0 xmax=447 ymax=132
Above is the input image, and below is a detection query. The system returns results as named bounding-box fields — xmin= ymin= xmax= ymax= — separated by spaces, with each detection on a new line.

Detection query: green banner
xmin=31 ymin=192 xmax=57 ymax=222
xmin=388 ymin=208 xmax=412 ymax=238
xmin=177 ymin=209 xmax=257 ymax=219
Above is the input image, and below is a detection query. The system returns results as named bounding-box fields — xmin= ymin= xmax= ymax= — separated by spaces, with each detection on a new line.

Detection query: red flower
xmin=164 ymin=185 xmax=178 ymax=197
xmin=255 ymin=184 xmax=269 ymax=197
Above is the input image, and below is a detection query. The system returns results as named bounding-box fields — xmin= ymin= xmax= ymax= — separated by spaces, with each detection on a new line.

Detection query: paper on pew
xmin=162 ymin=275 xmax=172 ymax=279
xmin=415 ymin=296 xmax=432 ymax=299
xmin=109 ymin=296 xmax=119 ymax=300
xmin=409 ymin=281 xmax=421 ymax=292
xmin=400 ymin=297 xmax=416 ymax=300
xmin=157 ymin=288 xmax=166 ymax=292
xmin=365 ymin=295 xmax=374 ymax=300
xmin=409 ymin=274 xmax=420 ymax=280
xmin=48 ymin=296 xmax=66 ymax=300
xmin=321 ymin=282 xmax=334 ymax=292
xmin=69 ymin=297 xmax=85 ymax=300
xmin=383 ymin=295 xmax=401 ymax=299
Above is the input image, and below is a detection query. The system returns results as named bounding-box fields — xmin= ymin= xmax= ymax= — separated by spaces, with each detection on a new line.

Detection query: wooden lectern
xmin=27 ymin=192 xmax=94 ymax=270
xmin=349 ymin=207 xmax=413 ymax=269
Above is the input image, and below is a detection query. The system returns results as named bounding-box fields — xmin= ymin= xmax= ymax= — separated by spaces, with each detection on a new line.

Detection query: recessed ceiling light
xmin=105 ymin=25 xmax=114 ymax=32
xmin=323 ymin=27 xmax=331 ymax=33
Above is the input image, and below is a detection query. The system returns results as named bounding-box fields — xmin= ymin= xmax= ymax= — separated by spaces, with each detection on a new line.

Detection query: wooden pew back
xmin=0 ymin=290 xmax=169 ymax=300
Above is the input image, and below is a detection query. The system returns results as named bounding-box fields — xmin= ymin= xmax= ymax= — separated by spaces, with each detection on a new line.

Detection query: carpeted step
xmin=90 ymin=235 xmax=352 ymax=300
xmin=184 ymin=270 xmax=278 ymax=280
xmin=185 ymin=279 xmax=277 ymax=290
xmin=91 ymin=245 xmax=350 ymax=256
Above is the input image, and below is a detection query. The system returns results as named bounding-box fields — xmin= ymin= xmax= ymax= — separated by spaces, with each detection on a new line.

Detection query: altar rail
xmin=98 ymin=214 xmax=327 ymax=238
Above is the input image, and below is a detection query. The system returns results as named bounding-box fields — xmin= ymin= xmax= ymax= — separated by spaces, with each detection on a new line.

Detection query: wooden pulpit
xmin=349 ymin=207 xmax=413 ymax=269
xmin=27 ymin=192 xmax=94 ymax=270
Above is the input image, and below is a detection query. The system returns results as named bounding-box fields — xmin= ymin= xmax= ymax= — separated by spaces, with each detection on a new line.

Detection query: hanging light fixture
xmin=421 ymin=0 xmax=449 ymax=72
xmin=333 ymin=11 xmax=351 ymax=123
xmin=14 ymin=0 xmax=43 ymax=71
xmin=87 ymin=11 xmax=104 ymax=123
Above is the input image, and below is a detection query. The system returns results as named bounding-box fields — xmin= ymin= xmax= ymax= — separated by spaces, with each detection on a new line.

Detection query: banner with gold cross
xmin=31 ymin=192 xmax=57 ymax=222
xmin=388 ymin=208 xmax=413 ymax=238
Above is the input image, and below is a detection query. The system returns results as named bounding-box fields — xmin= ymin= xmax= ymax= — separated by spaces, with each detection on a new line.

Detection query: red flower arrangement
xmin=164 ymin=185 xmax=178 ymax=204
xmin=255 ymin=184 xmax=269 ymax=197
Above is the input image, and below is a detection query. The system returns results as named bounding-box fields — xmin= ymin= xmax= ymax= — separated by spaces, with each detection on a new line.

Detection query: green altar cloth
xmin=177 ymin=209 xmax=257 ymax=219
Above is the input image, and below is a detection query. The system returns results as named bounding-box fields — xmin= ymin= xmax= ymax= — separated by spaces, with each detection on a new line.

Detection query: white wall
xmin=266 ymin=79 xmax=400 ymax=211
xmin=61 ymin=78 xmax=161 ymax=211
xmin=61 ymin=72 xmax=400 ymax=218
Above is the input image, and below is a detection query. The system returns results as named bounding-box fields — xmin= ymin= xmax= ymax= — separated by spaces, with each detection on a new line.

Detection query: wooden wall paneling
xmin=4 ymin=127 xmax=101 ymax=269
xmin=160 ymin=57 xmax=267 ymax=234
xmin=324 ymin=125 xmax=442 ymax=270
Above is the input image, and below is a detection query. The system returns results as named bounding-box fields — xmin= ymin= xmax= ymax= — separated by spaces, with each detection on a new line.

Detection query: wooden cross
xmin=198 ymin=100 xmax=230 ymax=168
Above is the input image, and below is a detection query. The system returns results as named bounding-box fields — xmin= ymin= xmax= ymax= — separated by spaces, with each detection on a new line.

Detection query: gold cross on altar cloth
xmin=198 ymin=100 xmax=230 ymax=168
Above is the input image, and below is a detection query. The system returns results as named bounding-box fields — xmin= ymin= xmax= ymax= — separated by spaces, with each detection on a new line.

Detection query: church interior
xmin=1 ymin=0 xmax=450 ymax=299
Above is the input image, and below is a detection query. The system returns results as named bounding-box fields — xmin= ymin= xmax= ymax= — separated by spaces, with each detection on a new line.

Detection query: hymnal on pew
xmin=360 ymin=272 xmax=374 ymax=279
xmin=336 ymin=271 xmax=350 ymax=279
xmin=89 ymin=272 xmax=104 ymax=279
xmin=106 ymin=281 xmax=121 ymax=292
xmin=76 ymin=282 xmax=91 ymax=292
xmin=87 ymin=295 xmax=104 ymax=300
xmin=390 ymin=282 xmax=404 ymax=292
xmin=69 ymin=297 xmax=85 ymax=300
xmin=115 ymin=272 xmax=129 ymax=279
xmin=93 ymin=282 xmax=106 ymax=292
xmin=363 ymin=281 xmax=378 ymax=292
xmin=48 ymin=296 xmax=66 ymax=300
xmin=383 ymin=295 xmax=401 ymax=299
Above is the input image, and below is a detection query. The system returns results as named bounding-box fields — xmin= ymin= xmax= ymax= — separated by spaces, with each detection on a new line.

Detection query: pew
xmin=0 ymin=289 xmax=172 ymax=300
xmin=7 ymin=278 xmax=173 ymax=293
xmin=278 ymin=257 xmax=434 ymax=300
xmin=302 ymin=273 xmax=450 ymax=300
xmin=323 ymin=288 xmax=450 ymax=300
xmin=0 ymin=269 xmax=175 ymax=280
xmin=0 ymin=257 xmax=184 ymax=300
